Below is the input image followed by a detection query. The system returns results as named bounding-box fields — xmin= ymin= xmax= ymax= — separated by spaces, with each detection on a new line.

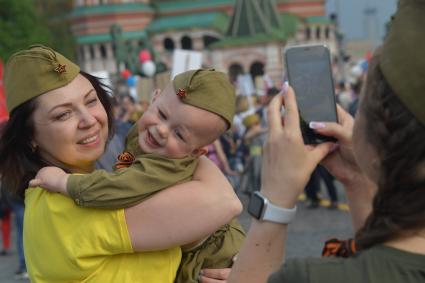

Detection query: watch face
xmin=248 ymin=192 xmax=264 ymax=219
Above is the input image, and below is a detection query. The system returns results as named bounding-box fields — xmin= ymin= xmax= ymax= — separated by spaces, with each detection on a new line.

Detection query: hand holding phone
xmin=284 ymin=44 xmax=338 ymax=144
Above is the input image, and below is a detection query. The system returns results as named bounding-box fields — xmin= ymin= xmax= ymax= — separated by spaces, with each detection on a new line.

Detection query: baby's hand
xmin=29 ymin=166 xmax=69 ymax=195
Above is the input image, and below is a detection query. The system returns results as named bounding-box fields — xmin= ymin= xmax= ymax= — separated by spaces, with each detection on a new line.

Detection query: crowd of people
xmin=0 ymin=0 xmax=424 ymax=282
xmin=0 ymin=46 xmax=366 ymax=283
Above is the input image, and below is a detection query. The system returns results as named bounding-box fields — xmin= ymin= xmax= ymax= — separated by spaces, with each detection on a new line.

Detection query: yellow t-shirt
xmin=24 ymin=187 xmax=181 ymax=282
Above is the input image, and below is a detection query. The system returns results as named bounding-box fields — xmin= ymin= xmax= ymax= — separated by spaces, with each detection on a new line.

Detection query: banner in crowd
xmin=171 ymin=49 xmax=202 ymax=79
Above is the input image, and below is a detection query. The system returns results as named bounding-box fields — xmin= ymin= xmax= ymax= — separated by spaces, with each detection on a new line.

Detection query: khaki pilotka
xmin=4 ymin=45 xmax=79 ymax=113
xmin=380 ymin=0 xmax=425 ymax=126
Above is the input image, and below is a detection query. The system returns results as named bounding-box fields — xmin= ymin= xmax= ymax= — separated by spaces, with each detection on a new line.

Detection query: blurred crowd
xmin=95 ymin=65 xmax=366 ymax=208
xmin=0 ymin=61 xmax=366 ymax=280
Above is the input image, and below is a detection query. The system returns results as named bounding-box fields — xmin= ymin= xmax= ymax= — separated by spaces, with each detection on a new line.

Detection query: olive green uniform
xmin=67 ymin=126 xmax=245 ymax=283
xmin=268 ymin=245 xmax=425 ymax=283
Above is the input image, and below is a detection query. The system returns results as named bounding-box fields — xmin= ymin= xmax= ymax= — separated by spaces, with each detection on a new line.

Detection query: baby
xmin=31 ymin=69 xmax=245 ymax=283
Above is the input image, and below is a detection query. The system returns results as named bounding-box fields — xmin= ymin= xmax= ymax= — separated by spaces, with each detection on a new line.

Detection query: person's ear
xmin=151 ymin=89 xmax=161 ymax=103
xmin=191 ymin=146 xmax=208 ymax=157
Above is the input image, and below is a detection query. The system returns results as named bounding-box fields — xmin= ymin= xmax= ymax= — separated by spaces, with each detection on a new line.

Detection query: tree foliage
xmin=0 ymin=0 xmax=51 ymax=60
xmin=34 ymin=0 xmax=76 ymax=60
xmin=0 ymin=0 xmax=75 ymax=61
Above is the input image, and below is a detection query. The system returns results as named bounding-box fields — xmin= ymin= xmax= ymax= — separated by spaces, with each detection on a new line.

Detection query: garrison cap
xmin=380 ymin=0 xmax=425 ymax=125
xmin=242 ymin=113 xmax=260 ymax=128
xmin=173 ymin=69 xmax=236 ymax=128
xmin=4 ymin=44 xmax=80 ymax=113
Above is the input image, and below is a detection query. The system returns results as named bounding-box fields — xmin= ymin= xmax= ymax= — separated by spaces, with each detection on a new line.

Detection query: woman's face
xmin=31 ymin=74 xmax=109 ymax=173
xmin=352 ymin=97 xmax=380 ymax=184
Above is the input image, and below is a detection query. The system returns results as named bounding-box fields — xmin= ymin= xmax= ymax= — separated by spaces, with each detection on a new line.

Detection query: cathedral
xmin=71 ymin=0 xmax=336 ymax=88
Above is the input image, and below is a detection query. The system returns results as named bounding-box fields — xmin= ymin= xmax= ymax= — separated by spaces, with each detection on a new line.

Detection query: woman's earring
xmin=31 ymin=143 xmax=38 ymax=153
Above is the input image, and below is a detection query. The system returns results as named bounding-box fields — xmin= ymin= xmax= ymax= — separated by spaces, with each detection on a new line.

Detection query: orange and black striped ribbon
xmin=322 ymin=238 xmax=357 ymax=258
xmin=115 ymin=151 xmax=135 ymax=169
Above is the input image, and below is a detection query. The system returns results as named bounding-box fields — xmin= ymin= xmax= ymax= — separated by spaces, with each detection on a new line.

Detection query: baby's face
xmin=137 ymin=84 xmax=226 ymax=158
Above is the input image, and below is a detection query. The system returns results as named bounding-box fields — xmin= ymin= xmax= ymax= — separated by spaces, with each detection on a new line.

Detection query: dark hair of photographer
xmin=0 ymin=72 xmax=114 ymax=199
xmin=355 ymin=51 xmax=425 ymax=250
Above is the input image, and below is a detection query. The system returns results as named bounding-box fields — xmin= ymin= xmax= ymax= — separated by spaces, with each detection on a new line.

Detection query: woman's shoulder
xmin=24 ymin=187 xmax=126 ymax=224
xmin=24 ymin=187 xmax=133 ymax=254
xmin=25 ymin=187 xmax=71 ymax=204
xmin=268 ymin=245 xmax=425 ymax=283
xmin=268 ymin=257 xmax=348 ymax=283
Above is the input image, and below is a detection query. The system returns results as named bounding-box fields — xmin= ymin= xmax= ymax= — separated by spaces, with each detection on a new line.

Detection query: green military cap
xmin=243 ymin=113 xmax=260 ymax=127
xmin=380 ymin=0 xmax=425 ymax=126
xmin=4 ymin=44 xmax=80 ymax=113
xmin=173 ymin=69 xmax=236 ymax=128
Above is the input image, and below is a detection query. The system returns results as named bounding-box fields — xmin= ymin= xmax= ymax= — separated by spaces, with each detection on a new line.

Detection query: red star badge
xmin=177 ymin=88 xmax=186 ymax=98
xmin=54 ymin=64 xmax=67 ymax=74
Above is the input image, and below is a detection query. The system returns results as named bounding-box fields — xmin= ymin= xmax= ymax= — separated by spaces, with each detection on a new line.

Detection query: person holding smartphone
xmin=224 ymin=1 xmax=425 ymax=282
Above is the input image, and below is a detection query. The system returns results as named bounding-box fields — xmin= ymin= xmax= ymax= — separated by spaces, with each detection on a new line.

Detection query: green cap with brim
xmin=173 ymin=69 xmax=236 ymax=128
xmin=243 ymin=113 xmax=260 ymax=127
xmin=5 ymin=44 xmax=80 ymax=113
xmin=380 ymin=0 xmax=425 ymax=126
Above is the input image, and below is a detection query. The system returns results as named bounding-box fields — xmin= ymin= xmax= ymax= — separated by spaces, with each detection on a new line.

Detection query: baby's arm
xmin=66 ymin=154 xmax=197 ymax=209
xmin=29 ymin=166 xmax=70 ymax=195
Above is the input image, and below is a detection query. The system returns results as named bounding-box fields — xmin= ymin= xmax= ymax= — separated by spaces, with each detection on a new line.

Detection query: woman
xmin=0 ymin=45 xmax=242 ymax=282
xmin=227 ymin=1 xmax=425 ymax=282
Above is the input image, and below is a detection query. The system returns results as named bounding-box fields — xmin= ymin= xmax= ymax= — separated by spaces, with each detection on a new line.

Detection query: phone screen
xmin=285 ymin=45 xmax=337 ymax=143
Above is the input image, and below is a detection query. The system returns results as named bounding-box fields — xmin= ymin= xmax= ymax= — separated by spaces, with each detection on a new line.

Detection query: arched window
xmin=325 ymin=26 xmax=330 ymax=39
xmin=203 ymin=35 xmax=219 ymax=48
xmin=305 ymin=27 xmax=311 ymax=40
xmin=181 ymin=36 xmax=192 ymax=50
xmin=316 ymin=26 xmax=321 ymax=39
xmin=163 ymin=38 xmax=175 ymax=51
xmin=89 ymin=45 xmax=95 ymax=59
xmin=100 ymin=44 xmax=107 ymax=59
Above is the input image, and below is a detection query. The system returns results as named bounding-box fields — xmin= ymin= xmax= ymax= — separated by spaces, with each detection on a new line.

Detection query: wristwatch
xmin=247 ymin=191 xmax=297 ymax=224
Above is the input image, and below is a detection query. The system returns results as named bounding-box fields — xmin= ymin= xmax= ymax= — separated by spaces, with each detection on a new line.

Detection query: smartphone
xmin=284 ymin=44 xmax=338 ymax=144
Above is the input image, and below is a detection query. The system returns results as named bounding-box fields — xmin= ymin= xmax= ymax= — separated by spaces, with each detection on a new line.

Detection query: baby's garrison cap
xmin=173 ymin=69 xmax=236 ymax=128
xmin=380 ymin=0 xmax=425 ymax=125
xmin=5 ymin=44 xmax=80 ymax=113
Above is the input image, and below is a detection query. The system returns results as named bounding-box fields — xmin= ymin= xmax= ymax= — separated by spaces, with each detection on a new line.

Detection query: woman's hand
xmin=199 ymin=255 xmax=237 ymax=283
xmin=199 ymin=268 xmax=231 ymax=283
xmin=260 ymin=86 xmax=334 ymax=208
xmin=310 ymin=105 xmax=372 ymax=189
xmin=309 ymin=105 xmax=376 ymax=229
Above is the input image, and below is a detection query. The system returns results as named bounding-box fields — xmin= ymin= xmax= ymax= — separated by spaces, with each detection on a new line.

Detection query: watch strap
xmin=262 ymin=199 xmax=297 ymax=224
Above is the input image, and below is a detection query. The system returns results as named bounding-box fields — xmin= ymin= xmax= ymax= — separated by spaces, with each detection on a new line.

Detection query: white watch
xmin=247 ymin=191 xmax=297 ymax=224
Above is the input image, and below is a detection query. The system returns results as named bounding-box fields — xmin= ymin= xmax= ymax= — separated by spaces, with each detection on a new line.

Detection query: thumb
xmin=29 ymin=178 xmax=41 ymax=188
xmin=310 ymin=142 xmax=336 ymax=164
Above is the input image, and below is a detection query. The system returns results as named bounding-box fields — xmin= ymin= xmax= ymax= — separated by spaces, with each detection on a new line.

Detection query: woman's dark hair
xmin=0 ymin=71 xmax=114 ymax=199
xmin=355 ymin=51 xmax=425 ymax=250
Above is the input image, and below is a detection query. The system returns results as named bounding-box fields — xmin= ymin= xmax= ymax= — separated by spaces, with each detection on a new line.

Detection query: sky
xmin=325 ymin=0 xmax=398 ymax=43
